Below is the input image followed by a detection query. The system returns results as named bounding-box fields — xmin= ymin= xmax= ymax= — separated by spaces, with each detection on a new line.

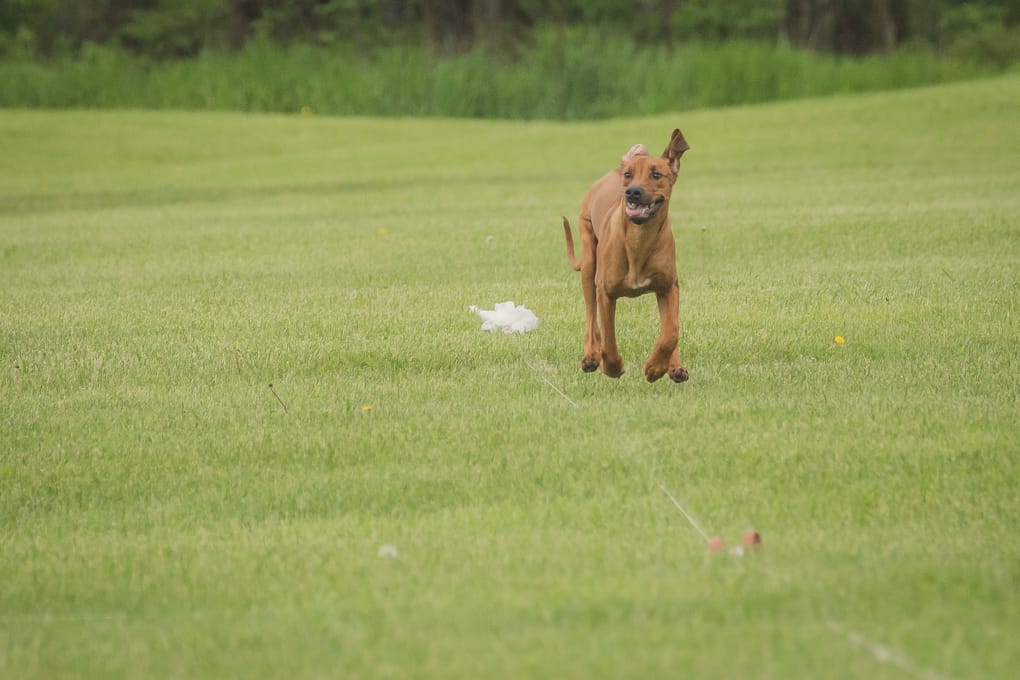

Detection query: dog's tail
xmin=562 ymin=216 xmax=581 ymax=272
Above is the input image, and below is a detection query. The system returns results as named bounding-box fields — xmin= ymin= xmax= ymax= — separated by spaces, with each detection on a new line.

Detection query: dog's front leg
xmin=597 ymin=287 xmax=624 ymax=377
xmin=644 ymin=282 xmax=688 ymax=383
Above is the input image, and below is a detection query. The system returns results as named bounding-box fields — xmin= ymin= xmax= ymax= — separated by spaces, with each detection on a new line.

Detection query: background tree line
xmin=1 ymin=0 xmax=1018 ymax=64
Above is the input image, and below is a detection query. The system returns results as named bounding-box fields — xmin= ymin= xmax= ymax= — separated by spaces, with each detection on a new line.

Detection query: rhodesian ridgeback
xmin=562 ymin=129 xmax=691 ymax=382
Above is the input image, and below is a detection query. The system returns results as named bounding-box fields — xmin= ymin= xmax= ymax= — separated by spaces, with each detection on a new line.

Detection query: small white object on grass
xmin=377 ymin=544 xmax=398 ymax=559
xmin=469 ymin=301 xmax=539 ymax=334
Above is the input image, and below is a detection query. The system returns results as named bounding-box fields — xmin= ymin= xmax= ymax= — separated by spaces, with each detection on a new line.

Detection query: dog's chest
xmin=626 ymin=276 xmax=653 ymax=293
xmin=594 ymin=212 xmax=676 ymax=297
xmin=599 ymin=266 xmax=663 ymax=298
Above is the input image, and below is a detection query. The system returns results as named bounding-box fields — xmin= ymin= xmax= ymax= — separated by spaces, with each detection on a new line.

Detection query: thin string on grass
xmin=827 ymin=622 xmax=954 ymax=680
xmin=537 ymin=374 xmax=579 ymax=408
xmin=657 ymin=481 xmax=710 ymax=544
xmin=525 ymin=361 xmax=579 ymax=409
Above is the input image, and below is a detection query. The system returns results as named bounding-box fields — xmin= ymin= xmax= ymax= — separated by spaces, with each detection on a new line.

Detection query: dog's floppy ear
xmin=620 ymin=143 xmax=649 ymax=166
xmin=662 ymin=129 xmax=690 ymax=174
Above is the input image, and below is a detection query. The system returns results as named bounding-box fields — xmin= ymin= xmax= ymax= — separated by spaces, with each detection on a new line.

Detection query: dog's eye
xmin=651 ymin=170 xmax=662 ymax=179
xmin=623 ymin=171 xmax=632 ymax=180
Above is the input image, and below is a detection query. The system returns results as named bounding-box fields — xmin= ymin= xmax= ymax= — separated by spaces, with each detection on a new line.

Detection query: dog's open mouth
xmin=625 ymin=197 xmax=664 ymax=223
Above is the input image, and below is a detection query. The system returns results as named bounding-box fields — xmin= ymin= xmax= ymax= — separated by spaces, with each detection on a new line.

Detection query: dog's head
xmin=620 ymin=129 xmax=690 ymax=225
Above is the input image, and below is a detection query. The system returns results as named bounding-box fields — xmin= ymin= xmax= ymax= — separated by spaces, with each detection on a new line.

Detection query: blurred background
xmin=2 ymin=1 xmax=1018 ymax=118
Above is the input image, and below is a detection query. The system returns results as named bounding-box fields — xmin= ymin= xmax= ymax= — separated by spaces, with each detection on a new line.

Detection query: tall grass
xmin=0 ymin=27 xmax=998 ymax=119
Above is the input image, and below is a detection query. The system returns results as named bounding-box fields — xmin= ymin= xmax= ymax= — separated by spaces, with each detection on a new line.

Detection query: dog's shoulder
xmin=585 ymin=170 xmax=623 ymax=217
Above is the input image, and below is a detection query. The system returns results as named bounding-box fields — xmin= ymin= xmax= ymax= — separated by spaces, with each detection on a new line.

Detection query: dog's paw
xmin=644 ymin=364 xmax=667 ymax=382
xmin=645 ymin=362 xmax=688 ymax=383
xmin=668 ymin=366 xmax=689 ymax=383
xmin=601 ymin=354 xmax=625 ymax=378
xmin=581 ymin=356 xmax=600 ymax=372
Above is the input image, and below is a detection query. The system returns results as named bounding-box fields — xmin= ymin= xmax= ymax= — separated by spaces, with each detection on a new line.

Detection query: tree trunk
xmin=657 ymin=0 xmax=680 ymax=49
xmin=423 ymin=0 xmax=473 ymax=54
xmin=471 ymin=0 xmax=501 ymax=49
xmin=873 ymin=0 xmax=898 ymax=52
xmin=787 ymin=0 xmax=833 ymax=50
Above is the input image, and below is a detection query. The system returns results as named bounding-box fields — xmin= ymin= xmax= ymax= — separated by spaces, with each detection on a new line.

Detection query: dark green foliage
xmin=2 ymin=1 xmax=1019 ymax=61
xmin=119 ymin=0 xmax=232 ymax=58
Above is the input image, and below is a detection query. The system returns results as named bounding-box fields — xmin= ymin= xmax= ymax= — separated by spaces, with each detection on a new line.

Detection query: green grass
xmin=0 ymin=35 xmax=1001 ymax=119
xmin=1 ymin=75 xmax=1019 ymax=678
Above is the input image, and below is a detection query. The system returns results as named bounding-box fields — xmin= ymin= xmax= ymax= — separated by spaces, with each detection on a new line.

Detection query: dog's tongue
xmin=626 ymin=202 xmax=652 ymax=219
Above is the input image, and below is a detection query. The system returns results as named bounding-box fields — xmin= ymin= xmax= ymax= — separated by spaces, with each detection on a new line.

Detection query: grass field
xmin=1 ymin=75 xmax=1018 ymax=678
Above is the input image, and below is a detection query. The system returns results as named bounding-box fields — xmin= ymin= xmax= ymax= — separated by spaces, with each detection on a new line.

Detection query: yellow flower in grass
xmin=834 ymin=335 xmax=846 ymax=346
xmin=361 ymin=405 xmax=374 ymax=413
xmin=300 ymin=105 xmax=313 ymax=116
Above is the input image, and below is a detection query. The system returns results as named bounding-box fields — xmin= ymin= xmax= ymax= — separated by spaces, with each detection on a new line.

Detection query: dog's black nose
xmin=625 ymin=186 xmax=644 ymax=201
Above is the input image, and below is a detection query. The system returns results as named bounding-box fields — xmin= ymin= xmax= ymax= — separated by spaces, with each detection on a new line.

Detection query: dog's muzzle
xmin=625 ymin=196 xmax=664 ymax=224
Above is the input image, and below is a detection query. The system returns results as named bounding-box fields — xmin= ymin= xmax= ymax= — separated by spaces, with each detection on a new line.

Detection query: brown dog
xmin=562 ymin=129 xmax=690 ymax=382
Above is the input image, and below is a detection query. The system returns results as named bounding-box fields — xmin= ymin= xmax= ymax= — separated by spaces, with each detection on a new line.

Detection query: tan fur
xmin=563 ymin=129 xmax=690 ymax=382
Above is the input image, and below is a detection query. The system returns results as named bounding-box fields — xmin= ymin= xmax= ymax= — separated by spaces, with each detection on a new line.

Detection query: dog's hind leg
xmin=579 ymin=217 xmax=602 ymax=372
xmin=597 ymin=287 xmax=624 ymax=378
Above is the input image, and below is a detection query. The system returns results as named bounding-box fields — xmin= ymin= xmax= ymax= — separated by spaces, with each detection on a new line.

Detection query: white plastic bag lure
xmin=469 ymin=301 xmax=539 ymax=334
